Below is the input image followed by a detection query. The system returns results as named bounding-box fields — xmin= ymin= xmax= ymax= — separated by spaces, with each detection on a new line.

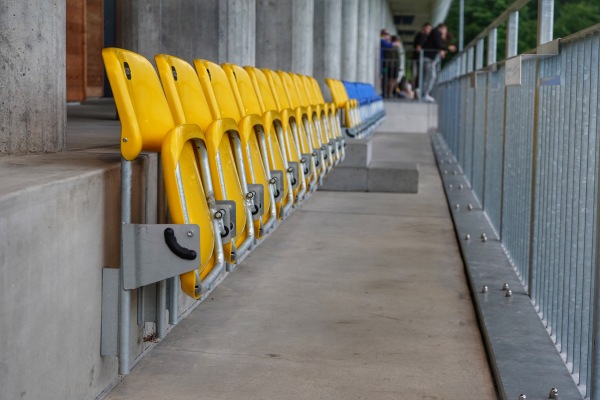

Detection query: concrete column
xmin=256 ymin=0 xmax=314 ymax=73
xmin=219 ymin=0 xmax=256 ymax=66
xmin=313 ymin=0 xmax=342 ymax=100
xmin=367 ymin=0 xmax=381 ymax=87
xmin=341 ymin=0 xmax=359 ymax=81
xmin=0 ymin=1 xmax=66 ymax=155
xmin=292 ymin=0 xmax=314 ymax=75
xmin=119 ymin=0 xmax=255 ymax=66
xmin=356 ymin=0 xmax=370 ymax=83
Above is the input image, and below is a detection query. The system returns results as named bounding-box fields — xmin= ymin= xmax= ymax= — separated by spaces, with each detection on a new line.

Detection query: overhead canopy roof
xmin=387 ymin=0 xmax=454 ymax=49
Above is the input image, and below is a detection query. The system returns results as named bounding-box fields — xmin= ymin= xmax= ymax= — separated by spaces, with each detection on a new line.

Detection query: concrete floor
xmin=104 ymin=131 xmax=497 ymax=400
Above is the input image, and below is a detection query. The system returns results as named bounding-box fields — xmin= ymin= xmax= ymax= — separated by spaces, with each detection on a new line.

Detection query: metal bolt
xmin=506 ymin=289 xmax=513 ymax=297
xmin=301 ymin=157 xmax=307 ymax=163
xmin=187 ymin=231 xmax=194 ymax=237
xmin=449 ymin=184 xmax=453 ymax=189
xmin=270 ymin=178 xmax=277 ymax=184
xmin=458 ymin=184 xmax=464 ymax=190
xmin=467 ymin=204 xmax=473 ymax=210
xmin=452 ymin=170 xmax=457 ymax=175
xmin=214 ymin=211 xmax=223 ymax=219
xmin=481 ymin=285 xmax=489 ymax=293
xmin=246 ymin=192 xmax=254 ymax=199
xmin=122 ymin=138 xmax=128 ymax=143
xmin=464 ymin=234 xmax=471 ymax=240
xmin=455 ymin=204 xmax=460 ymax=209
xmin=287 ymin=167 xmax=294 ymax=173
xmin=502 ymin=283 xmax=510 ymax=291
xmin=481 ymin=233 xmax=487 ymax=242
xmin=518 ymin=395 xmax=526 ymax=400
xmin=548 ymin=388 xmax=558 ymax=399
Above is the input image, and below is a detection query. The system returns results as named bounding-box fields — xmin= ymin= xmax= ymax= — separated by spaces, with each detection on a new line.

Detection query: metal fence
xmin=434 ymin=4 xmax=600 ymax=397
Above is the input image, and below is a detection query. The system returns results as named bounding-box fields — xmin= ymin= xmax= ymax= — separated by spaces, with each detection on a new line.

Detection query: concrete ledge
xmin=319 ymin=166 xmax=367 ymax=191
xmin=342 ymin=138 xmax=372 ymax=168
xmin=367 ymin=161 xmax=419 ymax=193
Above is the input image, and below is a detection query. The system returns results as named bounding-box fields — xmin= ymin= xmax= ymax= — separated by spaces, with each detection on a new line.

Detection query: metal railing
xmin=434 ymin=0 xmax=600 ymax=397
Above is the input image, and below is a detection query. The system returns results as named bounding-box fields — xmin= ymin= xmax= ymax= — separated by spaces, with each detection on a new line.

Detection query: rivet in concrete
xmin=518 ymin=395 xmax=526 ymax=400
xmin=187 ymin=231 xmax=194 ymax=237
xmin=458 ymin=184 xmax=463 ymax=190
xmin=505 ymin=289 xmax=513 ymax=297
xmin=465 ymin=234 xmax=471 ymax=240
xmin=481 ymin=285 xmax=489 ymax=293
xmin=502 ymin=283 xmax=510 ymax=291
xmin=455 ymin=204 xmax=460 ymax=209
xmin=444 ymin=170 xmax=448 ymax=175
xmin=448 ymin=184 xmax=453 ymax=189
xmin=467 ymin=204 xmax=473 ymax=210
xmin=548 ymin=388 xmax=558 ymax=399
xmin=480 ymin=233 xmax=487 ymax=242
xmin=452 ymin=170 xmax=457 ymax=175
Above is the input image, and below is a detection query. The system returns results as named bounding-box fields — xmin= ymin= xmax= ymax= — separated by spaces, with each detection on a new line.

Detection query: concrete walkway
xmin=104 ymin=131 xmax=496 ymax=400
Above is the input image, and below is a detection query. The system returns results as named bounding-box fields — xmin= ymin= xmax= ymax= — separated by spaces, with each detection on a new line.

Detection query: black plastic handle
xmin=251 ymin=205 xmax=260 ymax=215
xmin=220 ymin=225 xmax=230 ymax=238
xmin=164 ymin=228 xmax=197 ymax=260
xmin=291 ymin=177 xmax=297 ymax=186
xmin=274 ymin=189 xmax=280 ymax=198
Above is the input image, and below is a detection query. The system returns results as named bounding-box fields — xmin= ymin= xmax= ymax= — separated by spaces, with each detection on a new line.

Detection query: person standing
xmin=412 ymin=23 xmax=432 ymax=96
xmin=421 ymin=23 xmax=456 ymax=102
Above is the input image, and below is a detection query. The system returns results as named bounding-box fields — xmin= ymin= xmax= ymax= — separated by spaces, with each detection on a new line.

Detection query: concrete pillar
xmin=341 ymin=0 xmax=359 ymax=81
xmin=356 ymin=0 xmax=370 ymax=83
xmin=119 ymin=0 xmax=255 ymax=66
xmin=313 ymin=0 xmax=342 ymax=100
xmin=0 ymin=1 xmax=66 ymax=155
xmin=367 ymin=0 xmax=381 ymax=87
xmin=218 ymin=0 xmax=256 ymax=66
xmin=256 ymin=0 xmax=314 ymax=74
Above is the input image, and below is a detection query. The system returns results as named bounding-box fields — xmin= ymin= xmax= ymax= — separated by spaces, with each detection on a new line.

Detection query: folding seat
xmin=261 ymin=69 xmax=319 ymax=193
xmin=102 ymin=48 xmax=230 ymax=375
xmin=276 ymin=70 xmax=328 ymax=185
xmin=307 ymin=76 xmax=346 ymax=162
xmin=325 ymin=78 xmax=361 ymax=137
xmin=300 ymin=75 xmax=342 ymax=166
xmin=243 ymin=66 xmax=308 ymax=204
xmin=220 ymin=63 xmax=296 ymax=215
xmin=154 ymin=54 xmax=256 ymax=265
xmin=289 ymin=73 xmax=335 ymax=174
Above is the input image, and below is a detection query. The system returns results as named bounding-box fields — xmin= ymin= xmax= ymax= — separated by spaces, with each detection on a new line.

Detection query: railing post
xmin=506 ymin=11 xmax=519 ymax=58
xmin=537 ymin=0 xmax=554 ymax=45
xmin=475 ymin=39 xmax=484 ymax=70
xmin=487 ymin=28 xmax=497 ymax=66
xmin=458 ymin=0 xmax=464 ymax=51
xmin=467 ymin=47 xmax=474 ymax=74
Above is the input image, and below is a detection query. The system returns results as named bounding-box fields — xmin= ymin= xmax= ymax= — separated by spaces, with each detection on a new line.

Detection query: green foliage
xmin=445 ymin=0 xmax=600 ymax=62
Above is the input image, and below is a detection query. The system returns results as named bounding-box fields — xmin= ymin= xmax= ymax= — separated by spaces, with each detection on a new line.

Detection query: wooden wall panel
xmin=66 ymin=0 xmax=86 ymax=102
xmin=86 ymin=0 xmax=104 ymax=97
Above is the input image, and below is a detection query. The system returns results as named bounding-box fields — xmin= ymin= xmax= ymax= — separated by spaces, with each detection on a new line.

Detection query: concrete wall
xmin=0 ymin=1 xmax=66 ymax=155
xmin=118 ymin=0 xmax=255 ymax=65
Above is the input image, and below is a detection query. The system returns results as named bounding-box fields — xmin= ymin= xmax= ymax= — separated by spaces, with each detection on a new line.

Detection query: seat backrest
xmin=102 ymin=48 xmax=175 ymax=160
xmin=222 ymin=63 xmax=264 ymax=118
xmin=245 ymin=67 xmax=278 ymax=114
xmin=291 ymin=73 xmax=312 ymax=108
xmin=194 ymin=59 xmax=243 ymax=123
xmin=309 ymin=77 xmax=326 ymax=104
xmin=277 ymin=71 xmax=304 ymax=110
xmin=154 ymin=54 xmax=214 ymax=131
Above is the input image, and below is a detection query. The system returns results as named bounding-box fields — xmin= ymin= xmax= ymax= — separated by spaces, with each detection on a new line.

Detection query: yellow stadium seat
xmin=261 ymin=69 xmax=319 ymax=193
xmin=300 ymin=74 xmax=341 ymax=167
xmin=154 ymin=54 xmax=256 ymax=265
xmin=102 ymin=48 xmax=225 ymax=300
xmin=326 ymin=78 xmax=360 ymax=131
xmin=276 ymin=70 xmax=328 ymax=186
xmin=221 ymin=63 xmax=295 ymax=217
xmin=244 ymin=66 xmax=308 ymax=202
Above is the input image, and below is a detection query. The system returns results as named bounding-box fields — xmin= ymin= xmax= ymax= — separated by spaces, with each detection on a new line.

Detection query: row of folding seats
xmin=103 ymin=48 xmax=346 ymax=300
xmin=325 ymin=79 xmax=385 ymax=138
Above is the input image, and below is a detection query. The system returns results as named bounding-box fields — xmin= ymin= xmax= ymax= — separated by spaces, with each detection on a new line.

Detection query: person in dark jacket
xmin=421 ymin=24 xmax=456 ymax=101
xmin=412 ymin=22 xmax=432 ymax=94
